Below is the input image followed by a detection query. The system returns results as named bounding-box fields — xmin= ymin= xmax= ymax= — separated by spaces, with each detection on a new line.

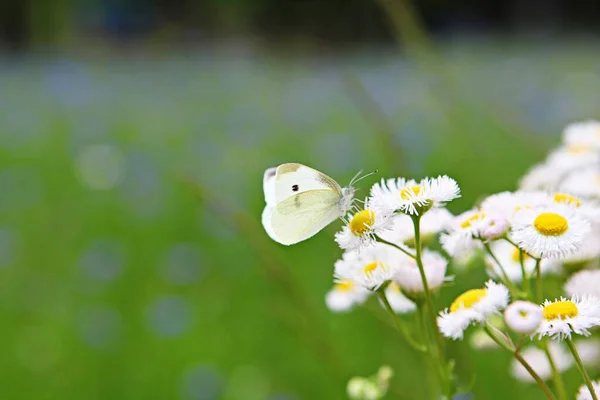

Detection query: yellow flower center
xmin=511 ymin=248 xmax=531 ymax=263
xmin=450 ymin=289 xmax=487 ymax=313
xmin=335 ymin=280 xmax=355 ymax=292
xmin=363 ymin=261 xmax=382 ymax=277
xmin=553 ymin=193 xmax=581 ymax=207
xmin=543 ymin=300 xmax=578 ymax=320
xmin=460 ymin=212 xmax=486 ymax=229
xmin=533 ymin=212 xmax=569 ymax=236
xmin=400 ymin=185 xmax=423 ymax=200
xmin=349 ymin=210 xmax=375 ymax=235
xmin=568 ymin=144 xmax=591 ymax=154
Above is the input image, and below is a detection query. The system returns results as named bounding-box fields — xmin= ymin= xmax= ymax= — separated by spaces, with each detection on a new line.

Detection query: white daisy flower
xmin=504 ymin=301 xmax=543 ymax=335
xmin=378 ymin=208 xmax=453 ymax=247
xmin=393 ymin=250 xmax=448 ymax=294
xmin=510 ymin=204 xmax=591 ymax=259
xmin=560 ymin=167 xmax=600 ymax=200
xmin=334 ymin=243 xmax=403 ymax=291
xmin=437 ymin=281 xmax=510 ymax=340
xmin=479 ymin=191 xmax=551 ymax=241
xmin=369 ymin=175 xmax=460 ymax=216
xmin=565 ymin=270 xmax=600 ymax=298
xmin=512 ymin=342 xmax=573 ymax=383
xmin=551 ymin=192 xmax=600 ymax=222
xmin=520 ymin=162 xmax=562 ymax=191
xmin=335 ymin=201 xmax=394 ymax=251
xmin=546 ymin=145 xmax=600 ymax=173
xmin=577 ymin=381 xmax=600 ymax=400
xmin=440 ymin=209 xmax=487 ymax=257
xmin=481 ymin=191 xmax=551 ymax=222
xmin=535 ymin=296 xmax=600 ymax=340
xmin=563 ymin=120 xmax=600 ymax=150
xmin=382 ymin=282 xmax=416 ymax=314
xmin=325 ymin=280 xmax=371 ymax=312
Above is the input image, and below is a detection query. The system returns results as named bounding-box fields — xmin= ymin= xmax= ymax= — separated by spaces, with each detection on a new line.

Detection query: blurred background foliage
xmin=1 ymin=0 xmax=600 ymax=399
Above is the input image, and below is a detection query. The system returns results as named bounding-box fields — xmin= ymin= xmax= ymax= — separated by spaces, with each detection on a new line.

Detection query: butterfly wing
xmin=273 ymin=163 xmax=342 ymax=203
xmin=263 ymin=167 xmax=277 ymax=206
xmin=267 ymin=189 xmax=343 ymax=245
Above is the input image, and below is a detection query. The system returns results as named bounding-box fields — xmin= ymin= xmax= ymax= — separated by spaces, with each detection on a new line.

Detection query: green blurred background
xmin=1 ymin=1 xmax=600 ymax=399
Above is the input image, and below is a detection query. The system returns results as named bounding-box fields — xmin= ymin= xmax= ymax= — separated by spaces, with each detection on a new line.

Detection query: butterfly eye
xmin=292 ymin=184 xmax=299 ymax=192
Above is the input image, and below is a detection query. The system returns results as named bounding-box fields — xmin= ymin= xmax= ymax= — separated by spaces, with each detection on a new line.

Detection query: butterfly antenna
xmin=349 ymin=169 xmax=364 ymax=186
xmin=350 ymin=169 xmax=379 ymax=186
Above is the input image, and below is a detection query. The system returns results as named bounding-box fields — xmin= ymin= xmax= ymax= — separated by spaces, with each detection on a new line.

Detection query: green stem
xmin=541 ymin=340 xmax=568 ymax=400
xmin=483 ymin=326 xmax=557 ymax=400
xmin=411 ymin=215 xmax=451 ymax=397
xmin=481 ymin=241 xmax=520 ymax=295
xmin=566 ymin=338 xmax=599 ymax=400
xmin=535 ymin=258 xmax=542 ymax=303
xmin=518 ymin=248 xmax=532 ymax=298
xmin=377 ymin=290 xmax=427 ymax=352
xmin=376 ymin=236 xmax=416 ymax=259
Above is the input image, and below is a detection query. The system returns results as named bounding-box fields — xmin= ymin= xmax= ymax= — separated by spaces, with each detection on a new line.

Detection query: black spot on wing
xmin=292 ymin=184 xmax=299 ymax=192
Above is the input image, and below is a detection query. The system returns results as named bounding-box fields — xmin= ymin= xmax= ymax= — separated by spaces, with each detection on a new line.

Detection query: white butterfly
xmin=261 ymin=163 xmax=360 ymax=246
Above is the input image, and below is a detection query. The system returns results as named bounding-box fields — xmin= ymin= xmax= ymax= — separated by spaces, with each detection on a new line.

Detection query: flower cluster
xmin=318 ymin=121 xmax=600 ymax=399
xmin=326 ymin=175 xmax=459 ymax=313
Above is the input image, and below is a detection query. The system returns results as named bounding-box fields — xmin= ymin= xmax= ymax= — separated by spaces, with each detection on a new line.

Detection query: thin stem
xmin=481 ymin=241 xmax=519 ymax=295
xmin=518 ymin=248 xmax=532 ymax=298
xmin=535 ymin=258 xmax=543 ymax=303
xmin=376 ymin=236 xmax=416 ymax=259
xmin=541 ymin=340 xmax=568 ymax=400
xmin=566 ymin=338 xmax=599 ymax=400
xmin=483 ymin=326 xmax=557 ymax=400
xmin=377 ymin=290 xmax=427 ymax=352
xmin=411 ymin=215 xmax=451 ymax=397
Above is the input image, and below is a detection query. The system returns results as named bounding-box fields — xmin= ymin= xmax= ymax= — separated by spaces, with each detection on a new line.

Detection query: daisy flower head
xmin=510 ymin=203 xmax=591 ymax=259
xmin=335 ymin=200 xmax=394 ymax=252
xmin=546 ymin=144 xmax=600 ymax=173
xmin=551 ymin=192 xmax=600 ymax=222
xmin=440 ymin=209 xmax=487 ymax=257
xmin=535 ymin=296 xmax=600 ymax=340
xmin=378 ymin=208 xmax=453 ymax=247
xmin=519 ymin=162 xmax=561 ymax=191
xmin=381 ymin=282 xmax=416 ymax=314
xmin=577 ymin=381 xmax=600 ymax=400
xmin=480 ymin=191 xmax=519 ymax=220
xmin=563 ymin=120 xmax=600 ymax=150
xmin=512 ymin=342 xmax=572 ymax=383
xmin=325 ymin=280 xmax=371 ymax=312
xmin=565 ymin=270 xmax=600 ymax=298
xmin=481 ymin=191 xmax=551 ymax=222
xmin=560 ymin=167 xmax=600 ymax=200
xmin=369 ymin=175 xmax=460 ymax=216
xmin=437 ymin=280 xmax=510 ymax=340
xmin=334 ymin=243 xmax=405 ymax=291
xmin=504 ymin=301 xmax=543 ymax=334
xmin=393 ymin=250 xmax=448 ymax=295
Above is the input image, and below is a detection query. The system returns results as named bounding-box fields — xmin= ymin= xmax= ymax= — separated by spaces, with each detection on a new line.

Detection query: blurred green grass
xmin=1 ymin=40 xmax=600 ymax=399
